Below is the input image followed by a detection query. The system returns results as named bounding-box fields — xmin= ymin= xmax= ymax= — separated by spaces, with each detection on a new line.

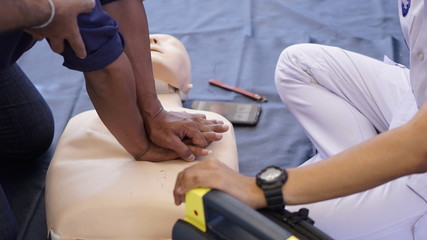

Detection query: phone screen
xmin=191 ymin=101 xmax=261 ymax=125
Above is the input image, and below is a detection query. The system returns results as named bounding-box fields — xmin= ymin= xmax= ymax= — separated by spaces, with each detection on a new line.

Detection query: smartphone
xmin=191 ymin=100 xmax=261 ymax=125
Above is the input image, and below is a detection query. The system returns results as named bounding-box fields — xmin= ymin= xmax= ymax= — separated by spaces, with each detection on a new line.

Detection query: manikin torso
xmin=45 ymin=34 xmax=239 ymax=240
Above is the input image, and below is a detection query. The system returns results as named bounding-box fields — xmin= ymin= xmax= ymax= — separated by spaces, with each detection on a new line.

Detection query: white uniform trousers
xmin=275 ymin=43 xmax=427 ymax=240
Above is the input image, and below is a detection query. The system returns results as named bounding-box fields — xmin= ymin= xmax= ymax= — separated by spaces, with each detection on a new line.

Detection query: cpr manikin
xmin=150 ymin=34 xmax=192 ymax=99
xmin=45 ymin=34 xmax=239 ymax=240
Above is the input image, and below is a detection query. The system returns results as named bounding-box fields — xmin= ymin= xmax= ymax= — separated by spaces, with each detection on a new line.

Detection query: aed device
xmin=190 ymin=101 xmax=261 ymax=125
xmin=172 ymin=189 xmax=334 ymax=240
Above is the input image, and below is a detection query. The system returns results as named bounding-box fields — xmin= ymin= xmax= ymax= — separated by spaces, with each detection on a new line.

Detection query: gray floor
xmin=11 ymin=1 xmax=408 ymax=239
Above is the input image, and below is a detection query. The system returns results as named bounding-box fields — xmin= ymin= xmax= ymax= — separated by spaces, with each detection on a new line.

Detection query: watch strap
xmin=264 ymin=184 xmax=285 ymax=212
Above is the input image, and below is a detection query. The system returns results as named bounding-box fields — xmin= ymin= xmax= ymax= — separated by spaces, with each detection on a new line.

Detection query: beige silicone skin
xmin=45 ymin=34 xmax=239 ymax=240
xmin=150 ymin=34 xmax=192 ymax=100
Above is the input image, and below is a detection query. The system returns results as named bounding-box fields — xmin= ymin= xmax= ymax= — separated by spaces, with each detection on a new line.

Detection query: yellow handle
xmin=183 ymin=188 xmax=300 ymax=239
xmin=183 ymin=188 xmax=211 ymax=232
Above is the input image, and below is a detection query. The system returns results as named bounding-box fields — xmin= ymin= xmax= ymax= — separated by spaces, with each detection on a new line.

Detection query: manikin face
xmin=150 ymin=34 xmax=192 ymax=94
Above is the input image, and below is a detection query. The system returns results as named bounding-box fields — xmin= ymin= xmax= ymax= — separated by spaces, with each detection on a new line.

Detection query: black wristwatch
xmin=256 ymin=166 xmax=288 ymax=212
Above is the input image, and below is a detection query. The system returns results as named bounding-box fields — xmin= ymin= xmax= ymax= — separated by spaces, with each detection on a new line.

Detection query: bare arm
xmin=102 ymin=0 xmax=160 ymax=115
xmin=103 ymin=0 xmax=228 ymax=161
xmin=84 ymin=53 xmax=149 ymax=159
xmin=0 ymin=0 xmax=52 ymax=31
xmin=284 ymin=105 xmax=427 ymax=205
xmin=2 ymin=0 xmax=95 ymax=59
xmin=85 ymin=52 xmax=211 ymax=161
xmin=174 ymin=104 xmax=427 ymax=207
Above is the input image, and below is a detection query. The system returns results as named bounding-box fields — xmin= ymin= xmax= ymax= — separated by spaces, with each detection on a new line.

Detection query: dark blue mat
xmin=11 ymin=1 xmax=408 ymax=239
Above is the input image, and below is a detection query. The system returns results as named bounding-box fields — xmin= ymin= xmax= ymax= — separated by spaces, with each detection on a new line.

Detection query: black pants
xmin=0 ymin=63 xmax=54 ymax=239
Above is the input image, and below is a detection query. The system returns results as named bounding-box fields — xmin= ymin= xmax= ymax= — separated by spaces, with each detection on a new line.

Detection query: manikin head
xmin=150 ymin=34 xmax=192 ymax=99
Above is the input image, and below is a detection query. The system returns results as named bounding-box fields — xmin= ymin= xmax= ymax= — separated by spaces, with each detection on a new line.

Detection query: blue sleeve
xmin=61 ymin=0 xmax=125 ymax=72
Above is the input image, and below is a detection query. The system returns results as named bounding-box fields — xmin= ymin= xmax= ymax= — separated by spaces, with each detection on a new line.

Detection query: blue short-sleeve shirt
xmin=0 ymin=0 xmax=124 ymax=72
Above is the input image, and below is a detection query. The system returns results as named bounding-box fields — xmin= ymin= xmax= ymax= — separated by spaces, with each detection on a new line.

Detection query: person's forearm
xmin=84 ymin=53 xmax=149 ymax=159
xmin=173 ymin=105 xmax=427 ymax=207
xmin=103 ymin=0 xmax=163 ymax=117
xmin=0 ymin=0 xmax=52 ymax=31
xmin=284 ymin=104 xmax=427 ymax=205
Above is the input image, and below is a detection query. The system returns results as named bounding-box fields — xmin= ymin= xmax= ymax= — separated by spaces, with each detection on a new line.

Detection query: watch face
xmin=260 ymin=167 xmax=282 ymax=182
